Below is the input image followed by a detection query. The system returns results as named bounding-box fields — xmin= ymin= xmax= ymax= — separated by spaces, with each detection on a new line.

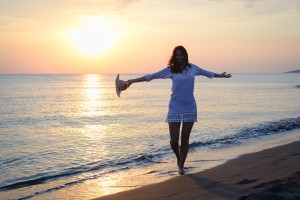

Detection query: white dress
xmin=145 ymin=64 xmax=214 ymax=122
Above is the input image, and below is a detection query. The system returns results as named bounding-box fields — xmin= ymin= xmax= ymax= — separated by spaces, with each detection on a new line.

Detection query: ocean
xmin=0 ymin=73 xmax=299 ymax=200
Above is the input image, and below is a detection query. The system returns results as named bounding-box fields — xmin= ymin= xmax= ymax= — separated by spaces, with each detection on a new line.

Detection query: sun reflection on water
xmin=84 ymin=74 xmax=103 ymax=117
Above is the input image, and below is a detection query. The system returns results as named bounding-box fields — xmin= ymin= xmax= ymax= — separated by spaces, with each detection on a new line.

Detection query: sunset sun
xmin=69 ymin=18 xmax=117 ymax=56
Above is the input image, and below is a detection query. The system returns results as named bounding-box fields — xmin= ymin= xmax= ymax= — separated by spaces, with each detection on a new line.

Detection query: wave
xmin=0 ymin=154 xmax=161 ymax=200
xmin=0 ymin=114 xmax=130 ymax=128
xmin=190 ymin=116 xmax=300 ymax=149
xmin=8 ymin=166 xmax=131 ymax=200
xmin=0 ymin=153 xmax=160 ymax=192
xmin=1 ymin=117 xmax=300 ymax=199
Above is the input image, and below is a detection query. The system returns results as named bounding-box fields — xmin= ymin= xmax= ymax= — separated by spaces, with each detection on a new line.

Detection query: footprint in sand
xmin=237 ymin=178 xmax=259 ymax=185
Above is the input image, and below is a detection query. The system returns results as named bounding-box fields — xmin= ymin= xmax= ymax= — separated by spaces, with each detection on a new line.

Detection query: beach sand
xmin=94 ymin=140 xmax=300 ymax=200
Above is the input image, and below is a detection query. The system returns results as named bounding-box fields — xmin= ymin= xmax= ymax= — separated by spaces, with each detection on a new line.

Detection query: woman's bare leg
xmin=179 ymin=122 xmax=194 ymax=173
xmin=168 ymin=122 xmax=181 ymax=166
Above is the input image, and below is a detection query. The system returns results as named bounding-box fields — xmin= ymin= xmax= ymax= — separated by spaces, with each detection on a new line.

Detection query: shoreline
xmin=94 ymin=140 xmax=300 ymax=200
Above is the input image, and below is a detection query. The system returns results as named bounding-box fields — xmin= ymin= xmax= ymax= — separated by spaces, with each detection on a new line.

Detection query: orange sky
xmin=0 ymin=0 xmax=300 ymax=74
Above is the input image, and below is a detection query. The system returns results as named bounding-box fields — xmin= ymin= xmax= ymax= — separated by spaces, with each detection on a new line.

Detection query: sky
xmin=0 ymin=0 xmax=300 ymax=74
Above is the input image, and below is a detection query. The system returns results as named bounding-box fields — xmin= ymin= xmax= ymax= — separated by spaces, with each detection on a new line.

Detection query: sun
xmin=69 ymin=18 xmax=117 ymax=56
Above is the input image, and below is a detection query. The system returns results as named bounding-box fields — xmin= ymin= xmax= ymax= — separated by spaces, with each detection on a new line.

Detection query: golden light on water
xmin=84 ymin=74 xmax=103 ymax=117
xmin=81 ymin=74 xmax=106 ymax=150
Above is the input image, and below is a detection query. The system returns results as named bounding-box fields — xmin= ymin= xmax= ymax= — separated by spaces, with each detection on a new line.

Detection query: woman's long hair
xmin=168 ymin=45 xmax=190 ymax=73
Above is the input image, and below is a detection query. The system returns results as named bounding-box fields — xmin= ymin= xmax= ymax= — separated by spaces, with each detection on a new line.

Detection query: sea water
xmin=0 ymin=73 xmax=299 ymax=200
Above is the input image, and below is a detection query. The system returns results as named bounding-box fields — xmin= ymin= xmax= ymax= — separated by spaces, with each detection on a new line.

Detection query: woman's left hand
xmin=221 ymin=72 xmax=232 ymax=78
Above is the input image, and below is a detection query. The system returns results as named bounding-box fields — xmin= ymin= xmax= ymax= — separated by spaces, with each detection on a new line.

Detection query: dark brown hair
xmin=168 ymin=45 xmax=190 ymax=73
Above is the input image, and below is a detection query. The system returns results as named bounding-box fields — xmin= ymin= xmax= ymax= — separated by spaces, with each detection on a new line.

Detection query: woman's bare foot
xmin=178 ymin=166 xmax=185 ymax=175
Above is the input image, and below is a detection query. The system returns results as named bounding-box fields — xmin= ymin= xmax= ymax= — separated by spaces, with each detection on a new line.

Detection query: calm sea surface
xmin=0 ymin=73 xmax=300 ymax=199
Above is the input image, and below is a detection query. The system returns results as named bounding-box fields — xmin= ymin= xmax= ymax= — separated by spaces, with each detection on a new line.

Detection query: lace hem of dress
xmin=166 ymin=112 xmax=197 ymax=122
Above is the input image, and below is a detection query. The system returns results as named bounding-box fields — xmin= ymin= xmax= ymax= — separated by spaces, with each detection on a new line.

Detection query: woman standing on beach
xmin=125 ymin=45 xmax=231 ymax=175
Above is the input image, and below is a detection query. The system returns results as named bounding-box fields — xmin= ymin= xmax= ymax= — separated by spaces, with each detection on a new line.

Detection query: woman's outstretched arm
xmin=126 ymin=76 xmax=147 ymax=88
xmin=126 ymin=67 xmax=170 ymax=88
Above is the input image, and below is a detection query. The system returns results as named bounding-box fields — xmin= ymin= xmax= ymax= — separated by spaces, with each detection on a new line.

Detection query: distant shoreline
xmin=286 ymin=69 xmax=300 ymax=73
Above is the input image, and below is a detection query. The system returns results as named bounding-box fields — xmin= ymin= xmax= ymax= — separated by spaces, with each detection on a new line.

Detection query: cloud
xmin=0 ymin=16 xmax=43 ymax=31
xmin=112 ymin=0 xmax=143 ymax=14
xmin=119 ymin=0 xmax=141 ymax=9
xmin=238 ymin=0 xmax=265 ymax=8
xmin=0 ymin=0 xmax=142 ymax=22
xmin=288 ymin=2 xmax=300 ymax=14
xmin=66 ymin=0 xmax=142 ymax=12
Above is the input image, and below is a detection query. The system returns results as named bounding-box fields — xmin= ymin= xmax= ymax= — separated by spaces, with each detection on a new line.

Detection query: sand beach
xmin=95 ymin=140 xmax=300 ymax=200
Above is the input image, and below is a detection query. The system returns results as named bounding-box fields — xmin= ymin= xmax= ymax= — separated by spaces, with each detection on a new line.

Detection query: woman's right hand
xmin=126 ymin=80 xmax=133 ymax=88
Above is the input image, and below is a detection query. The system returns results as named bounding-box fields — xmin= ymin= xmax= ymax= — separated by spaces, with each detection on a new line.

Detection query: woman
xmin=125 ymin=45 xmax=231 ymax=175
